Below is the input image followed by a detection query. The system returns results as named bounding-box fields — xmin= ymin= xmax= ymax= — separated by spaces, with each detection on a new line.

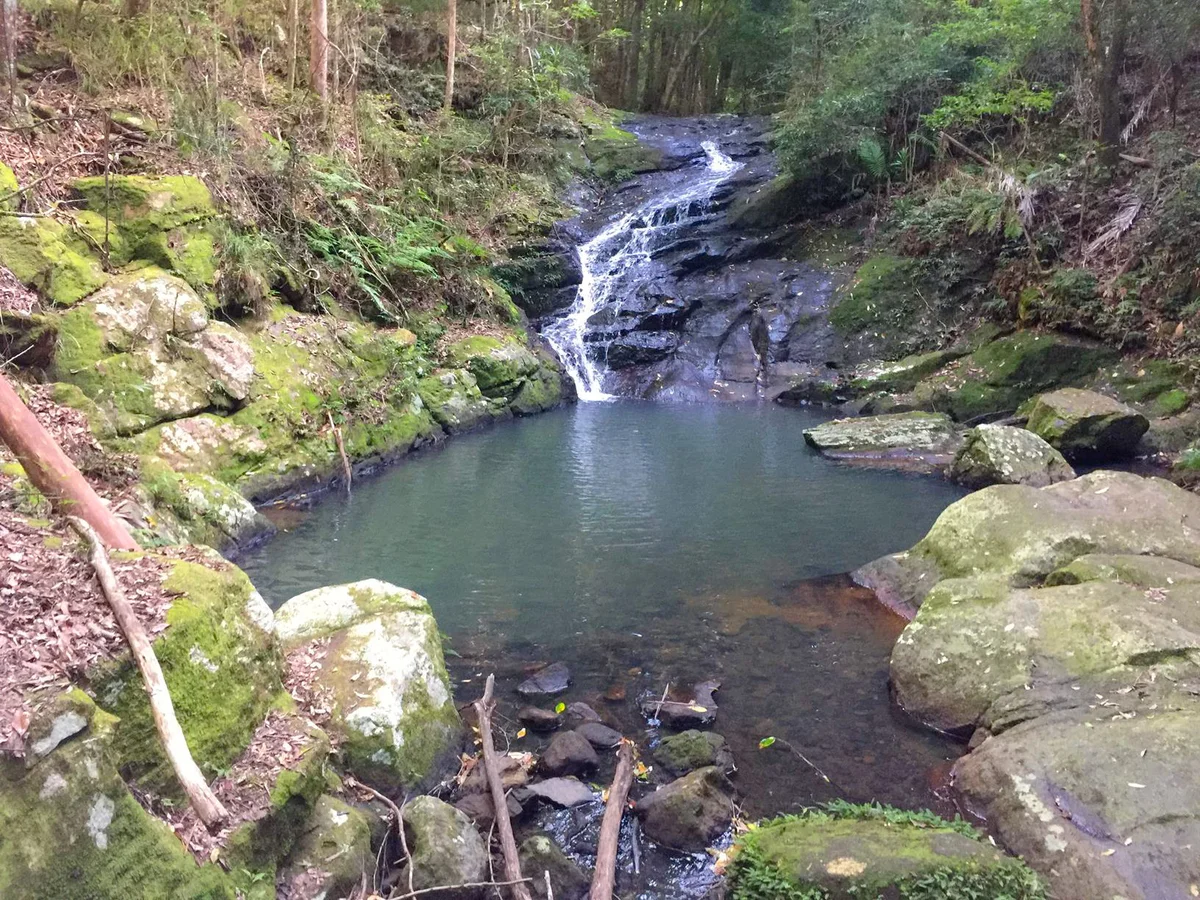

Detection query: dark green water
xmin=241 ymin=402 xmax=968 ymax=824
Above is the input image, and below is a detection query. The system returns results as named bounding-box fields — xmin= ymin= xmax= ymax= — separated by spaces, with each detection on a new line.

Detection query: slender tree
xmin=0 ymin=0 xmax=15 ymax=115
xmin=444 ymin=0 xmax=457 ymax=111
xmin=311 ymin=0 xmax=329 ymax=100
xmin=1082 ymin=0 xmax=1130 ymax=167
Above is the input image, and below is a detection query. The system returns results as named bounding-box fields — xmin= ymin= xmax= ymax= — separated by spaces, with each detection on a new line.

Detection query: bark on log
xmin=473 ymin=675 xmax=532 ymax=900
xmin=0 ymin=374 xmax=139 ymax=550
xmin=589 ymin=740 xmax=635 ymax=900
xmin=69 ymin=517 xmax=228 ymax=831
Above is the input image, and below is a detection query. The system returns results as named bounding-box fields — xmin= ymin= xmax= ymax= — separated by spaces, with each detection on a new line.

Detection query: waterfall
xmin=544 ymin=141 xmax=742 ymax=401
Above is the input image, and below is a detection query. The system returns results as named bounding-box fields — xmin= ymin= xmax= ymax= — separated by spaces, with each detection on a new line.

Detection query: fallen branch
xmin=328 ymin=411 xmax=352 ymax=493
xmin=0 ymin=374 xmax=139 ymax=550
xmin=390 ymin=878 xmax=533 ymax=900
xmin=473 ymin=675 xmax=532 ymax=900
xmin=68 ymin=517 xmax=226 ymax=830
xmin=590 ymin=740 xmax=635 ymax=900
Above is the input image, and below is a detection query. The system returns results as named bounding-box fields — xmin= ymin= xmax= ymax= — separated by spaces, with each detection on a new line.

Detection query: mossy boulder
xmin=446 ymin=334 xmax=543 ymax=399
xmin=278 ymin=795 xmax=375 ymax=900
xmin=400 ymin=796 xmax=488 ymax=899
xmin=71 ymin=174 xmax=216 ymax=284
xmin=653 ymin=730 xmax=735 ymax=776
xmin=0 ymin=161 xmax=18 ymax=209
xmin=90 ymin=558 xmax=281 ymax=795
xmin=635 ymin=766 xmax=736 ymax=851
xmin=52 ymin=271 xmax=255 ymax=436
xmin=0 ymin=213 xmax=106 ymax=305
xmin=728 ymin=807 xmax=1043 ymax=900
xmin=910 ymin=331 xmax=1116 ymax=422
xmin=519 ymin=834 xmax=589 ymax=900
xmin=802 ymin=411 xmax=963 ymax=473
xmin=579 ymin=110 xmax=663 ymax=181
xmin=850 ymin=349 xmax=963 ymax=394
xmin=1021 ymin=387 xmax=1149 ymax=462
xmin=829 ymin=255 xmax=920 ymax=341
xmin=0 ymin=691 xmax=236 ymax=898
xmin=418 ymin=368 xmax=505 ymax=434
xmin=138 ymin=461 xmax=271 ymax=549
xmin=274 ymin=580 xmax=463 ymax=794
xmin=949 ymin=424 xmax=1075 ymax=489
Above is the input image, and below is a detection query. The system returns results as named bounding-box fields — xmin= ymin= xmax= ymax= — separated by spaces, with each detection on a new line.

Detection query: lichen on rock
xmin=949 ymin=423 xmax=1075 ymax=488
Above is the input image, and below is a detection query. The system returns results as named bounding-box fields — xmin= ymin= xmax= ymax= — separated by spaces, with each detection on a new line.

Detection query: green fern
xmin=857 ymin=136 xmax=889 ymax=180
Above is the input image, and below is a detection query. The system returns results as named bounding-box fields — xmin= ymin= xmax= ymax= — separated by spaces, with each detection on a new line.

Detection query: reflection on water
xmin=240 ymin=402 xmax=967 ymax=835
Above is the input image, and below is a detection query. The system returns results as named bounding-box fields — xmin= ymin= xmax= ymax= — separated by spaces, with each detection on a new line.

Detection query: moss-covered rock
xmin=802 ymin=411 xmax=963 ymax=472
xmin=0 ymin=691 xmax=236 ymax=898
xmin=579 ymin=108 xmax=663 ymax=181
xmin=635 ymin=766 xmax=735 ymax=851
xmin=277 ymin=795 xmax=375 ymax=900
xmin=418 ymin=368 xmax=505 ymax=434
xmin=52 ymin=271 xmax=254 ymax=435
xmin=274 ymin=580 xmax=463 ymax=794
xmin=910 ymin=331 xmax=1116 ymax=421
xmin=446 ymin=334 xmax=542 ymax=398
xmin=949 ymin=424 xmax=1074 ymax=489
xmin=400 ymin=796 xmax=488 ymax=899
xmin=653 ymin=730 xmax=735 ymax=776
xmin=850 ymin=349 xmax=964 ymax=394
xmin=71 ymin=174 xmax=214 ymax=254
xmin=728 ymin=806 xmax=1043 ymax=900
xmin=519 ymin=834 xmax=589 ymax=900
xmin=0 ymin=213 xmax=106 ymax=305
xmin=0 ymin=161 xmax=20 ymax=210
xmin=829 ymin=254 xmax=919 ymax=338
xmin=1021 ymin=387 xmax=1149 ymax=462
xmin=138 ymin=461 xmax=271 ymax=549
xmin=90 ymin=558 xmax=281 ymax=795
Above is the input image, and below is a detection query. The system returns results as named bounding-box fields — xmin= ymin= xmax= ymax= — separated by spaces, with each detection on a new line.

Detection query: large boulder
xmin=417 ymin=369 xmax=505 ymax=434
xmin=52 ymin=271 xmax=254 ymax=435
xmin=949 ymin=424 xmax=1075 ymax=488
xmin=519 ymin=834 xmax=589 ymax=900
xmin=400 ymin=796 xmax=488 ymax=900
xmin=635 ymin=766 xmax=735 ymax=851
xmin=1021 ymin=388 xmax=1149 ymax=462
xmin=728 ymin=807 xmax=1043 ymax=899
xmin=275 ymin=580 xmax=463 ymax=793
xmin=0 ymin=692 xmax=237 ymax=898
xmin=802 ymin=411 xmax=963 ymax=472
xmin=0 ymin=213 xmax=106 ymax=306
xmin=909 ymin=331 xmax=1115 ymax=422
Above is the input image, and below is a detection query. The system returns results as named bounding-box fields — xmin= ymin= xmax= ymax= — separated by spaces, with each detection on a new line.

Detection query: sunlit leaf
xmin=516 ymin=728 xmax=527 ymax=739
xmin=758 ymin=736 xmax=776 ymax=749
xmin=554 ymin=702 xmax=566 ymax=714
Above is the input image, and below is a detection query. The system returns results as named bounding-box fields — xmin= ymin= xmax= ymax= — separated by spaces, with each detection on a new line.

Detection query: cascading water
xmin=543 ymin=140 xmax=742 ymax=400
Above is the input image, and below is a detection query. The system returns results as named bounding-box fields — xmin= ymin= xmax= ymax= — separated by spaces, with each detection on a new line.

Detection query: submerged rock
xmin=564 ymin=701 xmax=601 ymax=725
xmin=803 ymin=411 xmax=963 ymax=472
xmin=949 ymin=423 xmax=1075 ymax=488
xmin=728 ymin=809 xmax=1043 ymax=899
xmin=525 ymin=777 xmax=596 ymax=808
xmin=641 ymin=680 xmax=720 ymax=728
xmin=400 ymin=796 xmax=488 ymax=900
xmin=654 ymin=730 xmax=735 ymax=776
xmin=518 ymin=706 xmax=563 ymax=732
xmin=517 ymin=662 xmax=571 ymax=696
xmin=636 ymin=766 xmax=736 ymax=851
xmin=519 ymin=834 xmax=590 ymax=900
xmin=539 ymin=731 xmax=599 ymax=777
xmin=574 ymin=721 xmax=623 ymax=749
xmin=275 ymin=580 xmax=463 ymax=793
xmin=1021 ymin=387 xmax=1149 ymax=461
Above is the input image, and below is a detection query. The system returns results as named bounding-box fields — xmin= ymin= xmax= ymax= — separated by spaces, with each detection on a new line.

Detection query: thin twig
xmin=652 ymin=683 xmax=669 ymax=723
xmin=389 ymin=878 xmax=533 ymax=900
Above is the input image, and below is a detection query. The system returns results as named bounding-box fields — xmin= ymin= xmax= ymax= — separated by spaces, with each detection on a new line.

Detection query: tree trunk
xmin=310 ymin=0 xmax=329 ymax=100
xmin=1082 ymin=0 xmax=1127 ymax=168
xmin=661 ymin=0 xmax=726 ymax=113
xmin=624 ymin=0 xmax=644 ymax=108
xmin=0 ymin=0 xmax=15 ymax=114
xmin=443 ymin=0 xmax=457 ymax=110
xmin=0 ymin=374 xmax=139 ymax=551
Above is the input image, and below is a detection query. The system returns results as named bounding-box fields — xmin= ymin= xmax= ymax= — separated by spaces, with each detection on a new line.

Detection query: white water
xmin=543 ymin=140 xmax=743 ymax=400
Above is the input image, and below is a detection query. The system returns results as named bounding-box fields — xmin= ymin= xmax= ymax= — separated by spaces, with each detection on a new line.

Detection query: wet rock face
xmin=527 ymin=117 xmax=853 ymax=402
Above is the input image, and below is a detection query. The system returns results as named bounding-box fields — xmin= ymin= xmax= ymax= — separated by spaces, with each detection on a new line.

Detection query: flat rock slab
xmin=803 ymin=412 xmax=963 ymax=473
xmin=518 ymin=662 xmax=571 ymax=696
xmin=729 ymin=813 xmax=1039 ymax=898
xmin=525 ymin=777 xmax=597 ymax=808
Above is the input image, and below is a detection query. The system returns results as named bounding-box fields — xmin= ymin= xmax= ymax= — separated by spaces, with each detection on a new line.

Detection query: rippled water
xmin=241 ymin=402 xmax=968 ymax=895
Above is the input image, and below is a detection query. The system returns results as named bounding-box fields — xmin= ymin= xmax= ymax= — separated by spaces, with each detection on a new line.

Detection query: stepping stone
xmin=526 ymin=777 xmax=596 ymax=808
xmin=518 ymin=662 xmax=571 ymax=696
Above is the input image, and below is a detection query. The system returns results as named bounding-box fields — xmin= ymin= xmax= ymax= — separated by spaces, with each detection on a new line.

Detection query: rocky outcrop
xmin=1021 ymin=387 xmax=1149 ymax=461
xmin=949 ymin=424 xmax=1075 ymax=488
xmin=275 ymin=580 xmax=463 ymax=793
xmin=860 ymin=471 xmax=1200 ymax=899
xmin=803 ymin=412 xmax=963 ymax=472
xmin=635 ymin=766 xmax=735 ymax=850
xmin=728 ymin=807 xmax=1044 ymax=899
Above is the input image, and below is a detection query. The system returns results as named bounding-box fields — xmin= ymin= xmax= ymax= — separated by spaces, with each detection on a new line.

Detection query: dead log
xmin=0 ymin=373 xmax=139 ymax=550
xmin=473 ymin=674 xmax=532 ymax=900
xmin=69 ymin=516 xmax=227 ymax=830
xmin=589 ymin=740 xmax=635 ymax=900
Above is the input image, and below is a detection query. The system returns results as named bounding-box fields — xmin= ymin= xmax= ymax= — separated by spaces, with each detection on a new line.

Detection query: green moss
xmin=1155 ymin=388 xmax=1191 ymax=417
xmin=579 ymin=107 xmax=663 ymax=181
xmin=728 ymin=804 xmax=1044 ymax=900
xmin=92 ymin=559 xmax=281 ymax=795
xmin=0 ymin=161 xmax=19 ymax=210
xmin=0 ymin=692 xmax=235 ymax=899
xmin=830 ymin=254 xmax=918 ymax=337
xmin=0 ymin=214 xmax=106 ymax=305
xmin=446 ymin=334 xmax=541 ymax=397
